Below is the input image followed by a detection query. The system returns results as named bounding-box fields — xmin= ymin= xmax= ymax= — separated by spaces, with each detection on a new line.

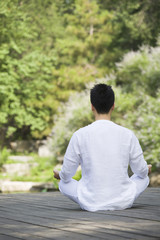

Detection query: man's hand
xmin=53 ymin=169 xmax=60 ymax=180
xmin=148 ymin=164 xmax=152 ymax=174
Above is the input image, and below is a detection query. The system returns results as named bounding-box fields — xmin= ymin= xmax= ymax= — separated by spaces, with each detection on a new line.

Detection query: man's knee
xmin=145 ymin=176 xmax=150 ymax=190
xmin=59 ymin=180 xmax=65 ymax=193
xmin=59 ymin=179 xmax=78 ymax=195
xmin=134 ymin=175 xmax=149 ymax=199
xmin=59 ymin=179 xmax=79 ymax=204
xmin=146 ymin=175 xmax=150 ymax=185
xmin=141 ymin=175 xmax=150 ymax=188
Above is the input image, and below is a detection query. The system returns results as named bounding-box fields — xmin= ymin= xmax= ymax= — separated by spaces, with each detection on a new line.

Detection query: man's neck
xmin=94 ymin=113 xmax=111 ymax=121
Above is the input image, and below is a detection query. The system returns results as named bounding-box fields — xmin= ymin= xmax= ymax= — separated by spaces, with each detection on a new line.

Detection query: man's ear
xmin=91 ymin=104 xmax=95 ymax=112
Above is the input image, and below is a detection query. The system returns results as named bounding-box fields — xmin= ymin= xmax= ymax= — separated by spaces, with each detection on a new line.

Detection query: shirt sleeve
xmin=59 ymin=133 xmax=81 ymax=182
xmin=129 ymin=132 xmax=148 ymax=178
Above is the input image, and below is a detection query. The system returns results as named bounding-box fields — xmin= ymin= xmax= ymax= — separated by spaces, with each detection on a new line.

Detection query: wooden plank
xmin=0 ymin=218 xmax=98 ymax=240
xmin=0 ymin=200 xmax=160 ymax=228
xmin=0 ymin=188 xmax=160 ymax=240
xmin=0 ymin=234 xmax=21 ymax=240
xmin=0 ymin=228 xmax=44 ymax=240
xmin=1 ymin=207 xmax=160 ymax=239
xmin=0 ymin=225 xmax=100 ymax=240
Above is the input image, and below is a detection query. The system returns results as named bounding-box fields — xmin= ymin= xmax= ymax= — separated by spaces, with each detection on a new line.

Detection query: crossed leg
xmin=59 ymin=174 xmax=150 ymax=207
xmin=59 ymin=178 xmax=79 ymax=204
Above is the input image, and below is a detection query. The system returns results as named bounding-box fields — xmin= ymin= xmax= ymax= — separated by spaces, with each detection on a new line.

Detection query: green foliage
xmin=51 ymin=46 xmax=160 ymax=169
xmin=1 ymin=0 xmax=160 ymax=142
xmin=113 ymin=92 xmax=160 ymax=168
xmin=73 ymin=170 xmax=82 ymax=181
xmin=51 ymin=91 xmax=94 ymax=158
xmin=0 ymin=0 xmax=57 ymax=140
xmin=0 ymin=155 xmax=57 ymax=184
xmin=1 ymin=0 xmax=160 ymax=180
xmin=113 ymin=46 xmax=160 ymax=168
xmin=100 ymin=0 xmax=160 ymax=47
xmin=0 ymin=147 xmax=9 ymax=168
xmin=116 ymin=46 xmax=160 ymax=97
xmin=0 ymin=0 xmax=102 ymax=141
xmin=133 ymin=94 xmax=160 ymax=166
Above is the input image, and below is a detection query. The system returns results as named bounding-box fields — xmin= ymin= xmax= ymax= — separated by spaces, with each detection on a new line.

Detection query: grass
xmin=1 ymin=152 xmax=56 ymax=178
xmin=0 ymin=151 xmax=81 ymax=192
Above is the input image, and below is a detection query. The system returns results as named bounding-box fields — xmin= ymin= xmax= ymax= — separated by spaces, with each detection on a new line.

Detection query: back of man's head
xmin=90 ymin=84 xmax=115 ymax=114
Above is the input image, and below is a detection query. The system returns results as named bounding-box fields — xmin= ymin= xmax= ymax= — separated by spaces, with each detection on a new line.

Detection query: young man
xmin=54 ymin=84 xmax=152 ymax=212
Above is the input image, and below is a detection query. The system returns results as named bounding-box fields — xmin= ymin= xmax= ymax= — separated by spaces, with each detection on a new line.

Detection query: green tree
xmin=0 ymin=0 xmax=102 ymax=142
xmin=0 ymin=0 xmax=56 ymax=140
xmin=100 ymin=0 xmax=160 ymax=48
xmin=1 ymin=0 xmax=160 ymax=143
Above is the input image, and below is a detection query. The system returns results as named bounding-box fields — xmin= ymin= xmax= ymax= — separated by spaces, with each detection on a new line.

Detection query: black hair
xmin=90 ymin=83 xmax=115 ymax=114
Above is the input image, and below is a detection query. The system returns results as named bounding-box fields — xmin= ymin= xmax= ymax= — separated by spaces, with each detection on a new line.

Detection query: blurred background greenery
xmin=0 ymin=0 xmax=160 ymax=188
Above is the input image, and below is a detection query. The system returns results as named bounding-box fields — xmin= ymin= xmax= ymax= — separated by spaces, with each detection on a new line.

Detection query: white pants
xmin=59 ymin=174 xmax=149 ymax=208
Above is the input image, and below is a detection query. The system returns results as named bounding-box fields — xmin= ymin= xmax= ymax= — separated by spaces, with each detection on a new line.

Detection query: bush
xmin=51 ymin=46 xmax=160 ymax=170
xmin=0 ymin=147 xmax=9 ymax=169
xmin=116 ymin=46 xmax=160 ymax=97
xmin=51 ymin=90 xmax=94 ymax=159
xmin=114 ymin=46 xmax=160 ymax=168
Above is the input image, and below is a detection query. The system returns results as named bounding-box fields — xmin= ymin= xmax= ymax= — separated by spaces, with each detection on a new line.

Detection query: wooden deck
xmin=0 ymin=188 xmax=160 ymax=240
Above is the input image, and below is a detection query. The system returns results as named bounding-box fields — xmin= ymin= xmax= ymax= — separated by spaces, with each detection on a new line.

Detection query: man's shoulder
xmin=74 ymin=121 xmax=134 ymax=138
xmin=116 ymin=122 xmax=133 ymax=132
xmin=74 ymin=123 xmax=92 ymax=136
xmin=108 ymin=121 xmax=135 ymax=141
xmin=113 ymin=122 xmax=132 ymax=132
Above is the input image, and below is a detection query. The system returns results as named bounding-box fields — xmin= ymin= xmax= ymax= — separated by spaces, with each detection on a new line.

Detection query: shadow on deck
xmin=0 ymin=188 xmax=160 ymax=240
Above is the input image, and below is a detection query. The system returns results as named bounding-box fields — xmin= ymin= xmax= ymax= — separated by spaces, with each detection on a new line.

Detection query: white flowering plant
xmin=51 ymin=46 xmax=160 ymax=170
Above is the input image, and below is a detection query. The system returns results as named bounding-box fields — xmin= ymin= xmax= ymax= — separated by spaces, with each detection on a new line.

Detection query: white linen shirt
xmin=59 ymin=120 xmax=148 ymax=212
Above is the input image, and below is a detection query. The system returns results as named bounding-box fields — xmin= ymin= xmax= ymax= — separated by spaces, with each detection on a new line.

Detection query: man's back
xmin=74 ymin=120 xmax=147 ymax=211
